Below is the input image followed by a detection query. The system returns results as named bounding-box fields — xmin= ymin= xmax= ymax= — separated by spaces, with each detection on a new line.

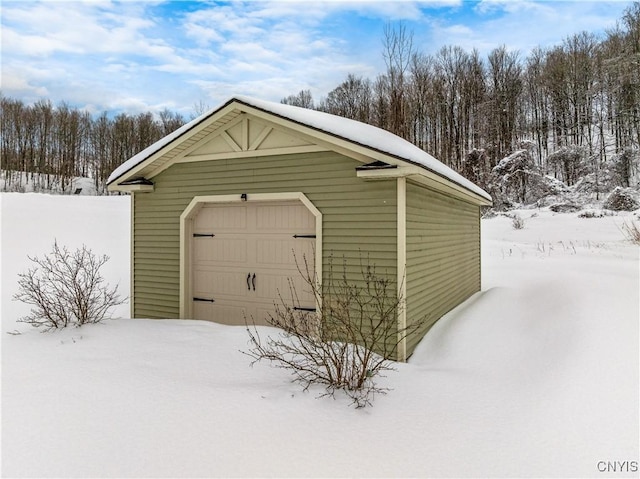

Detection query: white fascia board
xmin=108 ymin=183 xmax=154 ymax=193
xmin=356 ymin=165 xmax=419 ymax=179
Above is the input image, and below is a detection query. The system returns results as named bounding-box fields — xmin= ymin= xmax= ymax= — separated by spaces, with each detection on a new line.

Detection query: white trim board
xmin=130 ymin=193 xmax=135 ymax=319
xmin=396 ymin=177 xmax=407 ymax=362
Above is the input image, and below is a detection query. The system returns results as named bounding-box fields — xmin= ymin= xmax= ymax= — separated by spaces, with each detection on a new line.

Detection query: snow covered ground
xmin=1 ymin=174 xmax=100 ymax=196
xmin=1 ymin=193 xmax=638 ymax=478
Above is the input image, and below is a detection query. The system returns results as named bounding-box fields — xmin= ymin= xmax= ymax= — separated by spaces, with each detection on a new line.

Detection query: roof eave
xmin=232 ymin=98 xmax=492 ymax=204
xmin=356 ymin=166 xmax=492 ymax=206
xmin=107 ymin=183 xmax=154 ymax=193
xmin=106 ymin=98 xmax=240 ymax=187
xmin=108 ymin=96 xmax=492 ymax=205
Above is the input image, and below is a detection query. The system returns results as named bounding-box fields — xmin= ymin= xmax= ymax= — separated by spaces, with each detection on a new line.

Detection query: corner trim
xmin=397 ymin=177 xmax=407 ymax=362
xmin=129 ymin=193 xmax=135 ymax=318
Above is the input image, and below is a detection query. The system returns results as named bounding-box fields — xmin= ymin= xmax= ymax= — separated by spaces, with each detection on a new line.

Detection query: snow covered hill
xmin=1 ymin=193 xmax=638 ymax=478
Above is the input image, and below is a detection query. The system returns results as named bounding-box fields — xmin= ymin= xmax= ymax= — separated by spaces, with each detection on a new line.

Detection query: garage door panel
xmin=196 ymin=204 xmax=247 ymax=232
xmin=194 ymin=237 xmax=247 ymax=263
xmin=255 ymin=203 xmax=315 ymax=232
xmin=192 ymin=200 xmax=316 ymax=326
xmin=253 ymin=305 xmax=276 ymax=325
xmin=192 ymin=301 xmax=213 ymax=321
xmin=254 ymin=271 xmax=315 ymax=307
xmin=254 ymin=238 xmax=311 ymax=267
xmin=194 ymin=301 xmax=249 ymax=326
xmin=193 ymin=269 xmax=251 ymax=299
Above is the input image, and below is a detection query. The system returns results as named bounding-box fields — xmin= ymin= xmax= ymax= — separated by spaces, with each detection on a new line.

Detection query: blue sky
xmin=1 ymin=0 xmax=634 ymax=118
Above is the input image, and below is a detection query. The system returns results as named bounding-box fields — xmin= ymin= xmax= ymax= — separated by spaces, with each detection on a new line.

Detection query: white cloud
xmin=443 ymin=24 xmax=474 ymax=36
xmin=0 ymin=72 xmax=49 ymax=97
xmin=1 ymin=26 xmax=82 ymax=57
xmin=1 ymin=0 xmax=634 ymax=116
xmin=254 ymin=0 xmax=462 ymax=22
xmin=183 ymin=22 xmax=225 ymax=46
xmin=1 ymin=1 xmax=185 ymax=63
xmin=423 ymin=0 xmax=631 ymax=56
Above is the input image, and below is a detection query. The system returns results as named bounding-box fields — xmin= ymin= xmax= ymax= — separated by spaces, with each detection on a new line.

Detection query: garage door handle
xmin=193 ymin=297 xmax=215 ymax=302
xmin=252 ymin=273 xmax=256 ymax=291
xmin=247 ymin=273 xmax=251 ymax=290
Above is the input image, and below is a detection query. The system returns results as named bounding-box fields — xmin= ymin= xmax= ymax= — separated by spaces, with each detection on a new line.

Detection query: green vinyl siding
xmin=133 ymin=151 xmax=397 ymax=319
xmin=405 ymin=181 xmax=481 ymax=356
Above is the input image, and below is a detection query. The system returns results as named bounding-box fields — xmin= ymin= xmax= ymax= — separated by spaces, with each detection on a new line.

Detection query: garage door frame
xmin=179 ymin=192 xmax=322 ymax=319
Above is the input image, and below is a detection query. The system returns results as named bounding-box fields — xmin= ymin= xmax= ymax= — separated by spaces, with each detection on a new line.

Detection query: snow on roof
xmin=108 ymin=95 xmax=491 ymax=201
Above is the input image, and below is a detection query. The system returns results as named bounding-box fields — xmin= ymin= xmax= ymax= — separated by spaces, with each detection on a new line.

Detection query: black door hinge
xmin=193 ymin=233 xmax=215 ymax=237
xmin=293 ymin=234 xmax=316 ymax=238
xmin=293 ymin=306 xmax=317 ymax=312
xmin=193 ymin=297 xmax=215 ymax=302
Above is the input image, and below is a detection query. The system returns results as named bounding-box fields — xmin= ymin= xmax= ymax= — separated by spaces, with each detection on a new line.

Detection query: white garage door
xmin=191 ymin=201 xmax=316 ymax=326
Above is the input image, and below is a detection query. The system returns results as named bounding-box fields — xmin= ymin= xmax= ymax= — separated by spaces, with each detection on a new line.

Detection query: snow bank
xmin=1 ymin=194 xmax=637 ymax=478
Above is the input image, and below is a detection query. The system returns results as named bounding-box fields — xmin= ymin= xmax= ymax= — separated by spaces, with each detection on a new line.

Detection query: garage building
xmin=107 ymin=95 xmax=492 ymax=360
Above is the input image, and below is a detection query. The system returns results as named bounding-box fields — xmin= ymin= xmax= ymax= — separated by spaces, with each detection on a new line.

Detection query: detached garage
xmin=107 ymin=95 xmax=492 ymax=360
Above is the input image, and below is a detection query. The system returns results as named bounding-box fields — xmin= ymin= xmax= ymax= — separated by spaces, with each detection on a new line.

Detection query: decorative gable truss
xmin=108 ymin=97 xmax=491 ymax=206
xmin=110 ymin=112 xmax=329 ymax=193
xmin=183 ymin=114 xmax=327 ymax=160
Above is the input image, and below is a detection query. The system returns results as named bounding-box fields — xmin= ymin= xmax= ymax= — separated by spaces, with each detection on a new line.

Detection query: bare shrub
xmin=244 ymin=254 xmax=422 ymax=408
xmin=578 ymin=210 xmax=604 ymax=219
xmin=13 ymin=241 xmax=124 ymax=331
xmin=621 ymin=220 xmax=640 ymax=245
xmin=604 ymin=187 xmax=640 ymax=211
xmin=549 ymin=203 xmax=580 ymax=213
xmin=511 ymin=213 xmax=525 ymax=229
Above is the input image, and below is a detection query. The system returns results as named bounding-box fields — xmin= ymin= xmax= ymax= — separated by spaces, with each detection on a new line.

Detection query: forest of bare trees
xmin=0 ymin=98 xmax=184 ymax=193
xmin=283 ymin=3 xmax=640 ymax=202
xmin=1 ymin=3 xmax=638 ymax=201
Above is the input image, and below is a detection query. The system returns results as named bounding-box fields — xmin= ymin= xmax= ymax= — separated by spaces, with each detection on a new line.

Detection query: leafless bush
xmin=579 ymin=209 xmax=616 ymax=219
xmin=621 ymin=220 xmax=640 ymax=245
xmin=604 ymin=187 xmax=640 ymax=211
xmin=549 ymin=203 xmax=580 ymax=213
xmin=13 ymin=241 xmax=124 ymax=331
xmin=511 ymin=213 xmax=525 ymax=229
xmin=244 ymin=254 xmax=422 ymax=408
xmin=578 ymin=210 xmax=604 ymax=219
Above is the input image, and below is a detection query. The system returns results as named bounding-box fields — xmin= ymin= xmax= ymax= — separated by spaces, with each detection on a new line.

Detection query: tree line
xmin=282 ymin=2 xmax=639 ymax=194
xmin=1 ymin=3 xmax=638 ymax=197
xmin=0 ymin=98 xmax=185 ymax=193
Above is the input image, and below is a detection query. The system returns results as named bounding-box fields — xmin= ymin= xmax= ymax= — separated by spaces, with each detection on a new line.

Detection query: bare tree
xmin=319 ymin=74 xmax=371 ymax=122
xmin=191 ymin=99 xmax=211 ymax=119
xmin=281 ymin=90 xmax=315 ymax=109
xmin=244 ymin=254 xmax=422 ymax=408
xmin=486 ymin=46 xmax=523 ymax=161
xmin=382 ymin=22 xmax=413 ymax=138
xmin=13 ymin=242 xmax=125 ymax=331
xmin=159 ymin=108 xmax=185 ymax=135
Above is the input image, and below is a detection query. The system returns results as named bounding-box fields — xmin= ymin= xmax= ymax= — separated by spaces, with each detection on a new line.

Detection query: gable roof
xmin=107 ymin=95 xmax=491 ymax=203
